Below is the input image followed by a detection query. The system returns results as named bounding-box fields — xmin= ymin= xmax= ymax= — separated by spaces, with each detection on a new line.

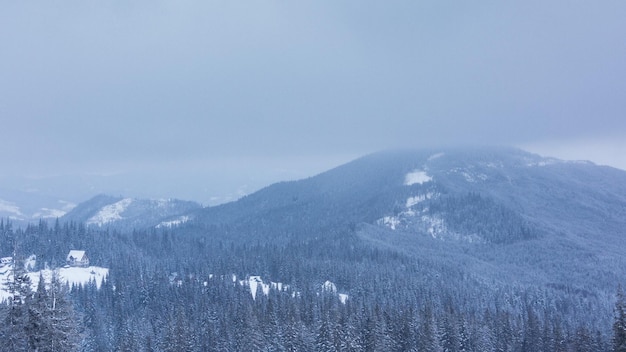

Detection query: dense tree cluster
xmin=0 ymin=218 xmax=620 ymax=351
xmin=0 ymin=254 xmax=78 ymax=351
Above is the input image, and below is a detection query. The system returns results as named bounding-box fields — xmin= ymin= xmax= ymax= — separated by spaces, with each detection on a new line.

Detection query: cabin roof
xmin=67 ymin=250 xmax=86 ymax=261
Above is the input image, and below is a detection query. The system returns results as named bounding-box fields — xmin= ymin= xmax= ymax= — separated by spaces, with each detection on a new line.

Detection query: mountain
xmin=61 ymin=194 xmax=201 ymax=229
xmin=175 ymin=147 xmax=626 ymax=328
xmin=191 ymin=147 xmax=626 ymax=245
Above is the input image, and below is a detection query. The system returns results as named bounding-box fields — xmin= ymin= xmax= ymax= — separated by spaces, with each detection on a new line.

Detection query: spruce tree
xmin=613 ymin=285 xmax=626 ymax=352
xmin=1 ymin=255 xmax=32 ymax=351
xmin=37 ymin=271 xmax=80 ymax=352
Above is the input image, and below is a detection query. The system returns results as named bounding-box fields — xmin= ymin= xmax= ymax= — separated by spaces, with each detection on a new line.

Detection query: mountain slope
xmin=191 ymin=147 xmax=626 ymax=244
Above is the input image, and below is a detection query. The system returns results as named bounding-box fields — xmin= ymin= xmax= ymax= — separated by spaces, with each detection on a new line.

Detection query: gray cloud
xmin=2 ymin=1 xmax=625 ymax=200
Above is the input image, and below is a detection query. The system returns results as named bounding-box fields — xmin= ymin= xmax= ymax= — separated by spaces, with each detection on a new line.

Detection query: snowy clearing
xmin=404 ymin=170 xmax=432 ymax=185
xmin=0 ymin=262 xmax=108 ymax=303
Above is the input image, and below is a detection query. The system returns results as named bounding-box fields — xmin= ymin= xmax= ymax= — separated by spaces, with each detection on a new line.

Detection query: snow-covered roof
xmin=67 ymin=250 xmax=86 ymax=261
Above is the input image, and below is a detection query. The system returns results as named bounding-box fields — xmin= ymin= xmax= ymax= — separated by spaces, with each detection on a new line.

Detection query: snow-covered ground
xmin=0 ymin=259 xmax=108 ymax=303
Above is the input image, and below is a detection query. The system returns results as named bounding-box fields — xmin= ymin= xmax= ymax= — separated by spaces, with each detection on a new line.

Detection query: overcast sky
xmin=1 ymin=1 xmax=625 ymax=204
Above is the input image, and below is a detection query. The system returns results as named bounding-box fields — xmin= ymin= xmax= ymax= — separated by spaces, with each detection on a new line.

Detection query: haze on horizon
xmin=1 ymin=1 xmax=625 ymax=204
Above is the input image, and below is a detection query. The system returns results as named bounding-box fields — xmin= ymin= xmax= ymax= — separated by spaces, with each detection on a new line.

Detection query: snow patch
xmin=322 ymin=281 xmax=348 ymax=304
xmin=378 ymin=192 xmax=440 ymax=231
xmin=87 ymin=198 xmax=133 ymax=226
xmin=450 ymin=168 xmax=488 ymax=183
xmin=338 ymin=293 xmax=349 ymax=304
xmin=24 ymin=255 xmax=36 ymax=271
xmin=421 ymin=215 xmax=447 ymax=238
xmin=380 ymin=216 xmax=401 ymax=230
xmin=322 ymin=280 xmax=337 ymax=293
xmin=156 ymin=216 xmax=191 ymax=228
xmin=234 ymin=275 xmax=290 ymax=300
xmin=460 ymin=171 xmax=487 ymax=183
xmin=404 ymin=170 xmax=432 ymax=186
xmin=406 ymin=192 xmax=434 ymax=208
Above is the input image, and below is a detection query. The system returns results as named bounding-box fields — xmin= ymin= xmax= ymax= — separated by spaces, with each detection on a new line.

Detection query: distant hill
xmin=61 ymin=194 xmax=201 ymax=229
xmin=0 ymin=188 xmax=76 ymax=225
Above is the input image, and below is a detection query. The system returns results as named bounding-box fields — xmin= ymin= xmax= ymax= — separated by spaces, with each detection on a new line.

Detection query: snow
xmin=322 ymin=281 xmax=348 ymax=304
xmin=156 ymin=215 xmax=190 ymax=228
xmin=460 ymin=171 xmax=487 ymax=183
xmin=379 ymin=191 xmax=440 ymax=231
xmin=87 ymin=198 xmax=133 ymax=226
xmin=0 ymin=260 xmax=108 ymax=302
xmin=246 ymin=276 xmax=271 ymax=300
xmin=322 ymin=280 xmax=337 ymax=293
xmin=404 ymin=170 xmax=432 ymax=186
xmin=182 ymin=273 xmax=348 ymax=304
xmin=406 ymin=193 xmax=434 ymax=208
xmin=24 ymin=255 xmax=36 ymax=271
xmin=380 ymin=216 xmax=401 ymax=230
xmin=31 ymin=266 xmax=109 ymax=290
xmin=449 ymin=168 xmax=488 ymax=183
xmin=421 ymin=215 xmax=447 ymax=238
xmin=66 ymin=250 xmax=86 ymax=261
xmin=238 ymin=275 xmax=287 ymax=300
xmin=338 ymin=293 xmax=349 ymax=304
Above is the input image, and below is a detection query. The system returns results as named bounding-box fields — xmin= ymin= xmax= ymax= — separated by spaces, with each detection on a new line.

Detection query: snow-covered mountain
xmin=190 ymin=147 xmax=626 ymax=246
xmin=177 ymin=147 xmax=626 ymax=309
xmin=61 ymin=194 xmax=201 ymax=229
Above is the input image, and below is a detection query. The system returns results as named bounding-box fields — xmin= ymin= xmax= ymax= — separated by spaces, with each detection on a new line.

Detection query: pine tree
xmin=418 ymin=306 xmax=443 ymax=352
xmin=613 ymin=285 xmax=626 ymax=352
xmin=26 ymin=273 xmax=49 ymax=351
xmin=315 ymin=314 xmax=336 ymax=352
xmin=1 ymin=255 xmax=32 ymax=351
xmin=21 ymin=270 xmax=80 ymax=352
